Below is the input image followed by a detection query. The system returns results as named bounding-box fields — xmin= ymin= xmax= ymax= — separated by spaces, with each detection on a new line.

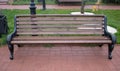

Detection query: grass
xmin=93 ymin=10 xmax=120 ymax=43
xmin=0 ymin=9 xmax=120 ymax=45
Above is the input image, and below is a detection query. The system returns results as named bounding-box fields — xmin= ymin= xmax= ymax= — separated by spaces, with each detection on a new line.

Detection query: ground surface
xmin=0 ymin=44 xmax=120 ymax=71
xmin=0 ymin=3 xmax=120 ymax=71
xmin=0 ymin=4 xmax=120 ymax=10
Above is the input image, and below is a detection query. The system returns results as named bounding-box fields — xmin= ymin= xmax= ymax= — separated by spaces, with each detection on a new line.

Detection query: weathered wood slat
xmin=16 ymin=15 xmax=104 ymax=19
xmin=13 ymin=36 xmax=110 ymax=40
xmin=17 ymin=25 xmax=103 ymax=29
xmin=16 ymin=31 xmax=104 ymax=35
xmin=16 ymin=17 xmax=104 ymax=21
xmin=17 ymin=29 xmax=103 ymax=32
xmin=11 ymin=40 xmax=111 ymax=44
xmin=16 ymin=14 xmax=104 ymax=17
xmin=16 ymin=21 xmax=104 ymax=25
xmin=16 ymin=28 xmax=103 ymax=32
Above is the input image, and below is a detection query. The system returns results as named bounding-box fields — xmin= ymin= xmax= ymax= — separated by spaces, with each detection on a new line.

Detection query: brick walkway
xmin=0 ymin=44 xmax=120 ymax=71
xmin=0 ymin=5 xmax=120 ymax=10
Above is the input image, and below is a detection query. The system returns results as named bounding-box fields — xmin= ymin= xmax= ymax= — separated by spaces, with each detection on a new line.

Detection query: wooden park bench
xmin=7 ymin=14 xmax=116 ymax=60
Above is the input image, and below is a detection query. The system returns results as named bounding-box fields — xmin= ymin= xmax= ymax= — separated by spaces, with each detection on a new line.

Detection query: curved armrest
xmin=105 ymin=31 xmax=116 ymax=44
xmin=7 ymin=16 xmax=17 ymax=44
xmin=7 ymin=30 xmax=16 ymax=44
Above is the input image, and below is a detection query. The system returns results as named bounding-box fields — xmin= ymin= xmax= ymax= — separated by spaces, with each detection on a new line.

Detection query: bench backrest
xmin=15 ymin=14 xmax=106 ymax=36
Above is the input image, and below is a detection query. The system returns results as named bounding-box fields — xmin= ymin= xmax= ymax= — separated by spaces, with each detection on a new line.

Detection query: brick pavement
xmin=0 ymin=44 xmax=120 ymax=71
xmin=0 ymin=5 xmax=120 ymax=10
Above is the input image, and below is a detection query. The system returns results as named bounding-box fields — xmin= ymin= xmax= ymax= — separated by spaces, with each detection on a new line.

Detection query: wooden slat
xmin=16 ymin=21 xmax=104 ymax=25
xmin=13 ymin=36 xmax=110 ymax=41
xmin=16 ymin=28 xmax=103 ymax=32
xmin=16 ymin=14 xmax=104 ymax=17
xmin=16 ymin=31 xmax=104 ymax=35
xmin=11 ymin=40 xmax=111 ymax=44
xmin=16 ymin=14 xmax=105 ymax=17
xmin=16 ymin=17 xmax=104 ymax=21
xmin=16 ymin=24 xmax=103 ymax=29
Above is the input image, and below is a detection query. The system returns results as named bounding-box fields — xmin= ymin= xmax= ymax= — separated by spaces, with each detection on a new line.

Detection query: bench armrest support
xmin=105 ymin=30 xmax=116 ymax=44
xmin=7 ymin=16 xmax=17 ymax=44
xmin=104 ymin=16 xmax=116 ymax=44
xmin=7 ymin=30 xmax=16 ymax=44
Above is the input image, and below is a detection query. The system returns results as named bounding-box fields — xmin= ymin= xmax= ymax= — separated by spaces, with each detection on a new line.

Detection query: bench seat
xmin=12 ymin=36 xmax=111 ymax=44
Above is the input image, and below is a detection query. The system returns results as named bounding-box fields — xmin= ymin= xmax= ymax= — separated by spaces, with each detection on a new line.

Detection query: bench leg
xmin=108 ymin=44 xmax=114 ymax=59
xmin=17 ymin=44 xmax=23 ymax=47
xmin=99 ymin=44 xmax=103 ymax=47
xmin=8 ymin=44 xmax=14 ymax=60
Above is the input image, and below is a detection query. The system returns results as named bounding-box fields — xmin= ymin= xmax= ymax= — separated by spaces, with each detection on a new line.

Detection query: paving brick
xmin=0 ymin=44 xmax=120 ymax=71
xmin=0 ymin=5 xmax=120 ymax=10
